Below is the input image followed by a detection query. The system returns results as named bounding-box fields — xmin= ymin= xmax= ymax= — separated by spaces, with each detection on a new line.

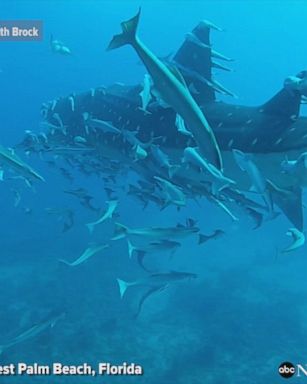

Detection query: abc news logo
xmin=279 ymin=362 xmax=307 ymax=379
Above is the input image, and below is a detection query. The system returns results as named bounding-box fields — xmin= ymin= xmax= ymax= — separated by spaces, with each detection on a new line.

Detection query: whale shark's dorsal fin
xmin=173 ymin=21 xmax=226 ymax=103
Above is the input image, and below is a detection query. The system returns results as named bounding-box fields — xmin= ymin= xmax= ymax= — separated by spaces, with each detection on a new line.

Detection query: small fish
xmin=0 ymin=144 xmax=45 ymax=183
xmin=64 ymin=188 xmax=99 ymax=212
xmin=175 ymin=114 xmax=193 ymax=137
xmin=245 ymin=207 xmax=263 ymax=230
xmin=11 ymin=189 xmax=21 ymax=207
xmin=210 ymin=78 xmax=237 ymax=98
xmin=74 ymin=136 xmax=87 ymax=144
xmin=198 ymin=229 xmax=225 ymax=244
xmin=44 ymin=146 xmax=94 ymax=155
xmin=59 ymin=243 xmax=109 ymax=266
xmin=150 ymin=145 xmax=179 ymax=178
xmin=200 ymin=19 xmax=224 ymax=32
xmin=127 ymin=239 xmax=181 ymax=271
xmin=107 ymin=9 xmax=222 ymax=170
xmin=282 ymin=228 xmax=305 ymax=253
xmin=133 ymin=144 xmax=147 ymax=160
xmin=59 ymin=167 xmax=74 ymax=183
xmin=139 ymin=73 xmax=152 ymax=113
xmin=50 ymin=34 xmax=72 ymax=55
xmin=185 ymin=32 xmax=211 ymax=49
xmin=233 ymin=149 xmax=276 ymax=218
xmin=280 ymin=153 xmax=307 ymax=175
xmin=86 ymin=200 xmax=118 ymax=233
xmin=183 ymin=147 xmax=235 ymax=195
xmin=154 ymin=176 xmax=186 ymax=207
xmin=85 ymin=118 xmax=121 ymax=134
xmin=112 ymin=222 xmax=199 ymax=241
xmin=211 ymin=49 xmax=233 ymax=62
xmin=45 ymin=208 xmax=75 ymax=233
xmin=117 ymin=271 xmax=197 ymax=316
xmin=0 ymin=311 xmax=65 ymax=355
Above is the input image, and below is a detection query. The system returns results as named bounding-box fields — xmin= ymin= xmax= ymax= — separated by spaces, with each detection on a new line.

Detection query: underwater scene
xmin=1 ymin=0 xmax=307 ymax=382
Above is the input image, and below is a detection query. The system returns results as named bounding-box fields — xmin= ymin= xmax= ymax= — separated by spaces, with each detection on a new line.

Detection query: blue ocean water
xmin=0 ymin=1 xmax=307 ymax=383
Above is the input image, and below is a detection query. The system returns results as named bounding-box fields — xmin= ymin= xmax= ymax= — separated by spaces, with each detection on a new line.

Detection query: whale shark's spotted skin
xmin=18 ymin=19 xmax=307 ymax=230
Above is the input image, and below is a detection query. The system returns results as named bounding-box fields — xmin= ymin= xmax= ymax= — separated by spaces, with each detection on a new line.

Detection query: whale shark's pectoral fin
xmin=266 ymin=179 xmax=303 ymax=231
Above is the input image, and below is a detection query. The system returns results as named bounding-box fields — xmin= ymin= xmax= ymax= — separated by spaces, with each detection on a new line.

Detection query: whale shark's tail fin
xmin=107 ymin=8 xmax=141 ymax=51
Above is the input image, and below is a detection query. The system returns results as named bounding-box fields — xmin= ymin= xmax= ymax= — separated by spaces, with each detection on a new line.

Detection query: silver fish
xmin=86 ymin=200 xmax=118 ymax=233
xmin=59 ymin=244 xmax=109 ymax=266
xmin=112 ymin=222 xmax=199 ymax=241
xmin=107 ymin=9 xmax=222 ymax=170
xmin=0 ymin=311 xmax=65 ymax=355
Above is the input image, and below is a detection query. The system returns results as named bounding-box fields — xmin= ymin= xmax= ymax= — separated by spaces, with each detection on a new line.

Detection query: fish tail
xmin=136 ymin=251 xmax=150 ymax=272
xmin=58 ymin=258 xmax=72 ymax=266
xmin=112 ymin=222 xmax=128 ymax=240
xmin=127 ymin=239 xmax=135 ymax=259
xmin=107 ymin=8 xmax=141 ymax=51
xmin=198 ymin=234 xmax=209 ymax=245
xmin=168 ymin=165 xmax=180 ymax=179
xmin=86 ymin=222 xmax=95 ymax=234
xmin=116 ymin=278 xmax=131 ymax=299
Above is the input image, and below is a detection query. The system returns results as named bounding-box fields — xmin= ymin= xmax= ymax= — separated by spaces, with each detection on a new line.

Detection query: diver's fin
xmin=266 ymin=179 xmax=303 ymax=231
xmin=107 ymin=8 xmax=141 ymax=50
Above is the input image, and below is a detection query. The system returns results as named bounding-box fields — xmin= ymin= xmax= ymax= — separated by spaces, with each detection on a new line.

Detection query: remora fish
xmin=50 ymin=34 xmax=72 ymax=55
xmin=154 ymin=176 xmax=186 ymax=207
xmin=107 ymin=9 xmax=223 ymax=170
xmin=127 ymin=239 xmax=181 ymax=271
xmin=117 ymin=271 xmax=197 ymax=298
xmin=0 ymin=311 xmax=65 ymax=355
xmin=85 ymin=118 xmax=121 ymax=134
xmin=198 ymin=229 xmax=225 ymax=244
xmin=183 ymin=147 xmax=235 ymax=194
xmin=86 ymin=200 xmax=118 ymax=233
xmin=0 ymin=145 xmax=45 ymax=182
xmin=139 ymin=73 xmax=152 ymax=113
xmin=175 ymin=113 xmax=193 ymax=137
xmin=150 ymin=144 xmax=179 ymax=178
xmin=44 ymin=146 xmax=94 ymax=155
xmin=59 ymin=243 xmax=109 ymax=266
xmin=282 ymin=228 xmax=305 ymax=253
xmin=233 ymin=149 xmax=275 ymax=217
xmin=116 ymin=270 xmax=197 ymax=316
xmin=45 ymin=208 xmax=75 ymax=233
xmin=112 ymin=222 xmax=199 ymax=241
xmin=281 ymin=152 xmax=307 ymax=175
xmin=64 ymin=188 xmax=99 ymax=212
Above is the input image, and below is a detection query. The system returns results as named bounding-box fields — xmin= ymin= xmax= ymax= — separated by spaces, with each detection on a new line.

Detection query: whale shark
xmin=17 ymin=12 xmax=307 ymax=231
